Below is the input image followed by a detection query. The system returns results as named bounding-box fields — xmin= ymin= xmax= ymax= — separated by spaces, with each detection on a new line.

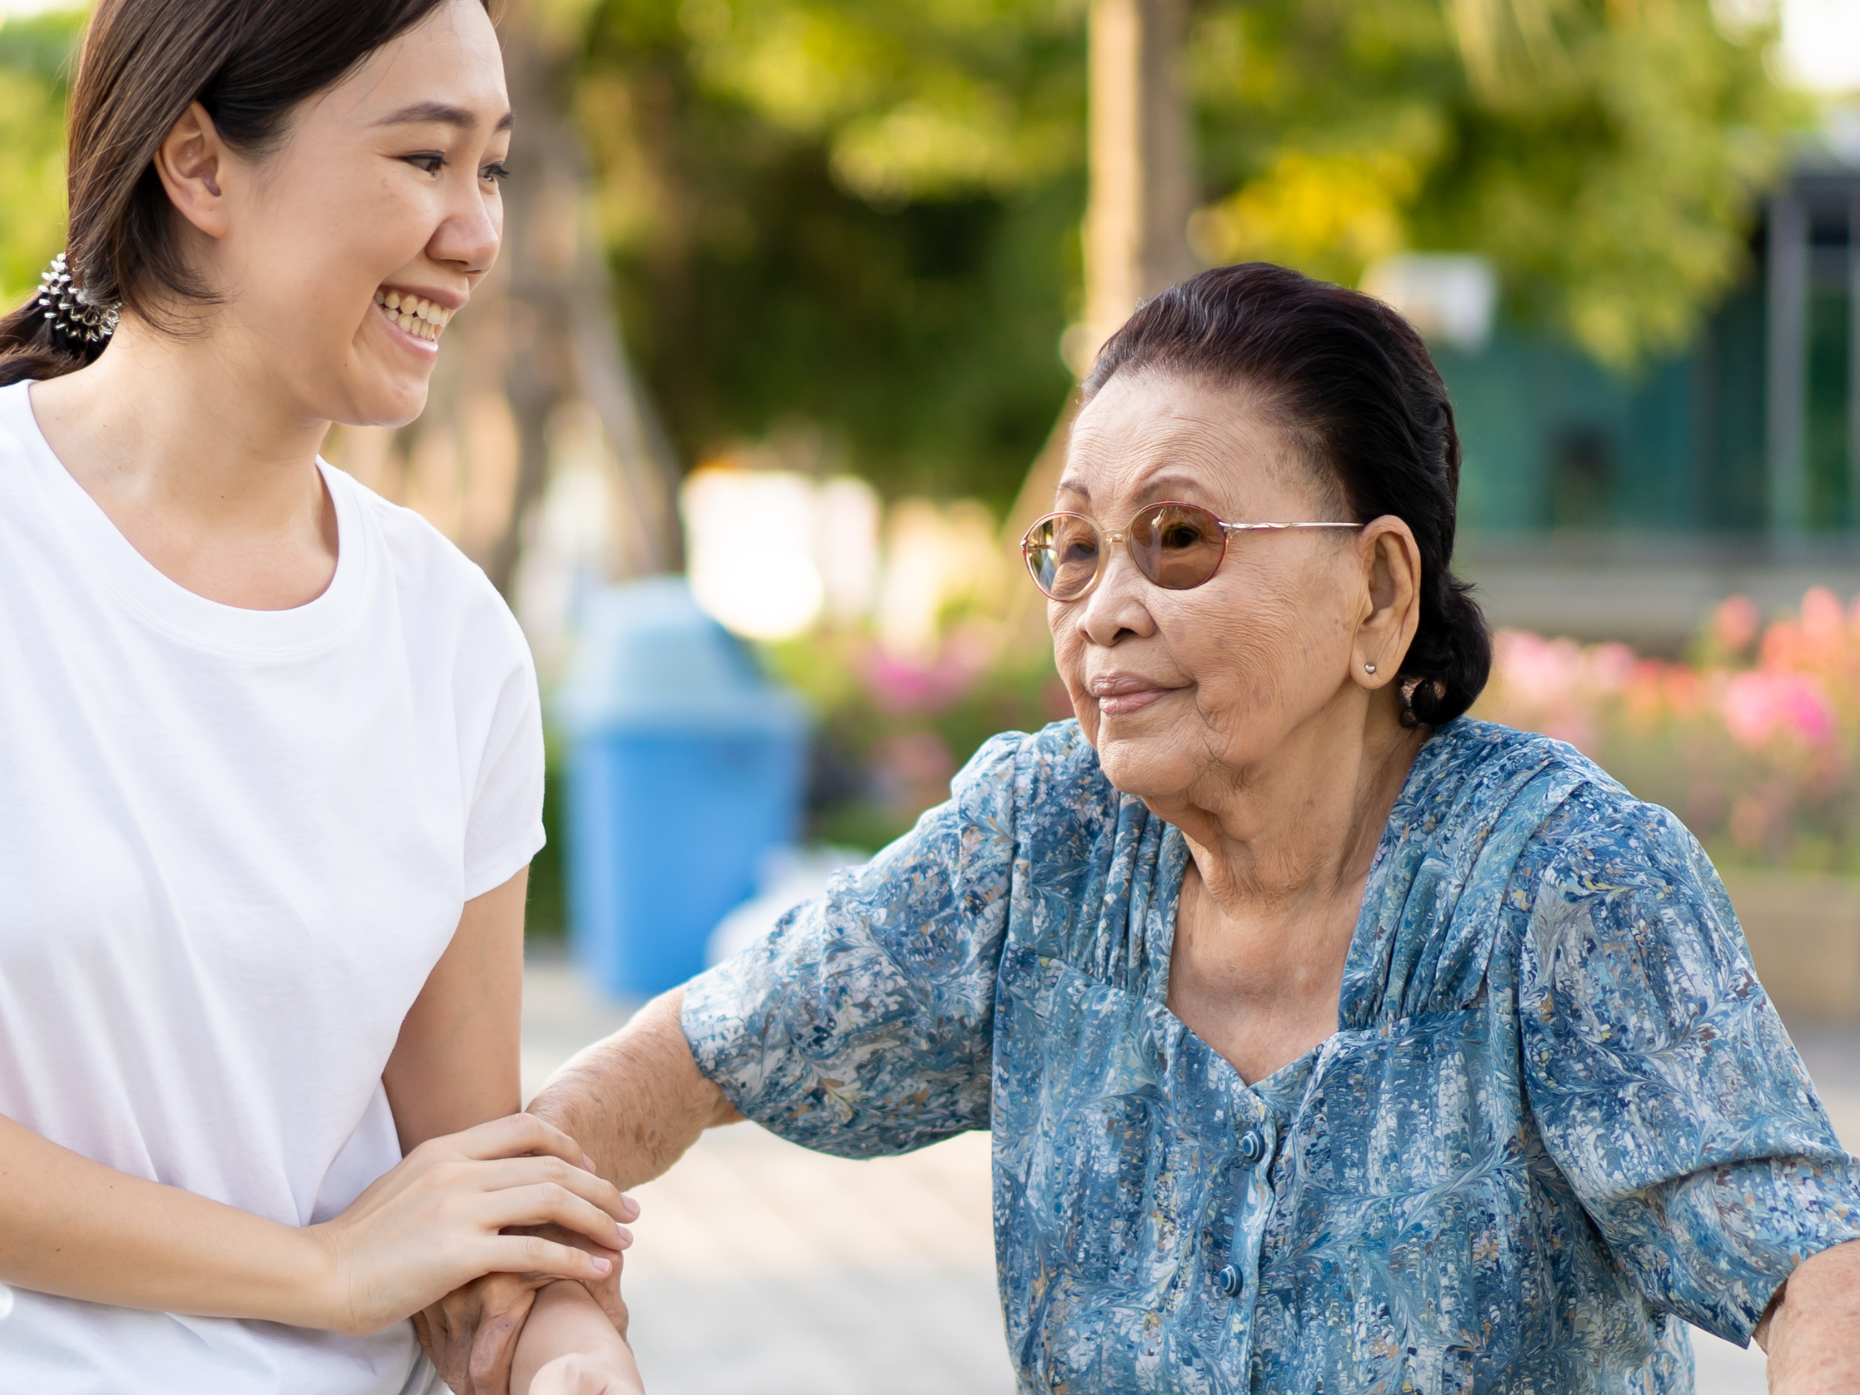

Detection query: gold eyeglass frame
xmin=1021 ymin=503 xmax=1362 ymax=601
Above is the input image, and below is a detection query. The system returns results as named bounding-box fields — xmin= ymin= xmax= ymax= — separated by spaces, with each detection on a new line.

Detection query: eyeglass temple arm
xmin=1217 ymin=521 xmax=1364 ymax=534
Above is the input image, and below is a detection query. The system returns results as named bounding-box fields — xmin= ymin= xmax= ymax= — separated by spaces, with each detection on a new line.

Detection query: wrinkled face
xmin=1049 ymin=370 xmax=1375 ymax=803
xmin=194 ymin=0 xmax=508 ymax=425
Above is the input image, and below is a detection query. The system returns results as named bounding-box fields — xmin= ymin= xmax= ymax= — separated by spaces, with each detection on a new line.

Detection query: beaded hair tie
xmin=36 ymin=253 xmax=120 ymax=347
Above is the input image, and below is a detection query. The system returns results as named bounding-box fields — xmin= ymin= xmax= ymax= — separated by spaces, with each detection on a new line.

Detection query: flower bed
xmin=1475 ymin=588 xmax=1860 ymax=875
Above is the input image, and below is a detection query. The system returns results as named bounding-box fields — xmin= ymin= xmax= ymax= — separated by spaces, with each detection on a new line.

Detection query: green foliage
xmin=665 ymin=0 xmax=1085 ymax=203
xmin=1193 ymin=0 xmax=1806 ymax=367
xmin=580 ymin=0 xmax=1083 ymax=508
xmin=576 ymin=0 xmax=1803 ymax=489
xmin=0 ymin=10 xmax=80 ymax=308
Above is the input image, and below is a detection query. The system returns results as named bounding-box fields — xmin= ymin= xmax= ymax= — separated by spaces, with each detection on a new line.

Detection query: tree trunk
xmin=1001 ymin=0 xmax=1197 ymax=635
xmin=1082 ymin=0 xmax=1200 ymax=356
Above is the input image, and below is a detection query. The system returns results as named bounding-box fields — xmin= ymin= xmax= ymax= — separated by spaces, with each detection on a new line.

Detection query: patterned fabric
xmin=683 ymin=719 xmax=1860 ymax=1394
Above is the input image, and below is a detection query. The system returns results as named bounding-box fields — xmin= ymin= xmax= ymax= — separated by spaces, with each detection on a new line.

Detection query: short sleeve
xmin=461 ymin=640 xmax=546 ymax=901
xmin=681 ymin=730 xmax=1027 ymax=1158
xmin=1519 ymin=789 xmax=1860 ymax=1344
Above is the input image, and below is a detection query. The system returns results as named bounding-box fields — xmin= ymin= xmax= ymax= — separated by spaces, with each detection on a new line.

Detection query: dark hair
xmin=1084 ymin=262 xmax=1491 ymax=727
xmin=0 ymin=0 xmax=481 ymax=385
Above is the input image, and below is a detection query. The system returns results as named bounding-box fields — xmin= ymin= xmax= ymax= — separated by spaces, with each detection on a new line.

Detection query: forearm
xmin=510 ymin=1282 xmax=642 ymax=1394
xmin=0 ymin=1112 xmax=331 ymax=1326
xmin=1758 ymin=1237 xmax=1860 ymax=1392
xmin=527 ymin=989 xmax=740 ymax=1191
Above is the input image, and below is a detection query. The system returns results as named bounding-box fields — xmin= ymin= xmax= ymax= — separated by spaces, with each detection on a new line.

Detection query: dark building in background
xmin=1434 ymin=134 xmax=1860 ymax=650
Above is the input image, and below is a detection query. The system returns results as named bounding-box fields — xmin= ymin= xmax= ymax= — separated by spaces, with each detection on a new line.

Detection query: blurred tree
xmin=1191 ymin=0 xmax=1806 ymax=367
xmin=0 ymin=12 xmax=81 ymax=307
xmin=1082 ymin=0 xmax=1197 ymax=355
xmin=577 ymin=0 xmax=1084 ymax=511
xmin=0 ymin=1 xmax=1804 ymax=524
xmin=578 ymin=0 xmax=1802 ymax=516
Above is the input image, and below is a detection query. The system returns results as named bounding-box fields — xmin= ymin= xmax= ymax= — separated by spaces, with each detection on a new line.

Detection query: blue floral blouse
xmin=682 ymin=718 xmax=1860 ymax=1394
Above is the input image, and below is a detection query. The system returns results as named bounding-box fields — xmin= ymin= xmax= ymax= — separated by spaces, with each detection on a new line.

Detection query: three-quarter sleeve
xmin=681 ymin=730 xmax=1027 ymax=1157
xmin=1519 ymin=786 xmax=1860 ymax=1344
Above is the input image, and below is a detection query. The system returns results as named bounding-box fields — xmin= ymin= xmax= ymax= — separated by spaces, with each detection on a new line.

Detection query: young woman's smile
xmin=370 ymin=285 xmax=457 ymax=349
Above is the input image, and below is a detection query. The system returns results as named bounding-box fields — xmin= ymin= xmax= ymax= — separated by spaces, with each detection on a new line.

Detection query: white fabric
xmin=0 ymin=381 xmax=545 ymax=1394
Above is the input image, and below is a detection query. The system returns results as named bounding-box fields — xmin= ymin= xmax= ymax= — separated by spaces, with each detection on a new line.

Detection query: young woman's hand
xmin=307 ymin=1114 xmax=633 ymax=1335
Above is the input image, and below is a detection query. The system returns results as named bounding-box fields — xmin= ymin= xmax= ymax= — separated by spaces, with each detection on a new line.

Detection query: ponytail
xmin=1403 ymin=570 xmax=1491 ymax=729
xmin=0 ymin=254 xmax=116 ymax=386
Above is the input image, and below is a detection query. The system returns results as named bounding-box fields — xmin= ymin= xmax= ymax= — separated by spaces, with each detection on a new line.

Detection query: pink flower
xmin=863 ymin=650 xmax=974 ymax=714
xmin=1721 ymin=671 xmax=1835 ymax=748
xmin=1664 ymin=666 xmax=1703 ymax=719
xmin=1588 ymin=643 xmax=1635 ymax=693
xmin=1802 ymin=586 xmax=1844 ymax=646
xmin=1711 ymin=595 xmax=1760 ymax=653
xmin=1493 ymin=631 xmax=1585 ymax=705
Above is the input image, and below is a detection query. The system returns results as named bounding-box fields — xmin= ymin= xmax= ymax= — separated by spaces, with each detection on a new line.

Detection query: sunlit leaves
xmin=1194 ymin=0 xmax=1806 ymax=366
xmin=665 ymin=0 xmax=1084 ymax=201
xmin=0 ymin=13 xmax=77 ymax=309
xmin=577 ymin=0 xmax=1806 ymax=496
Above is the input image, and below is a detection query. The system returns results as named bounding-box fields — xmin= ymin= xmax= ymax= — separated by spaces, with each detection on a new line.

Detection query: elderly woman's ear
xmin=1351 ymin=516 xmax=1423 ymax=694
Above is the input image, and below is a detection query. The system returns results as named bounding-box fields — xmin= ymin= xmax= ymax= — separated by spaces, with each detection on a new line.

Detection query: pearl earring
xmin=1363 ymin=663 xmax=1377 ymax=674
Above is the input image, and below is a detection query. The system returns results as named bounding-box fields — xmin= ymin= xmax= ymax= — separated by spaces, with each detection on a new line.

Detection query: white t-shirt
xmin=0 ymin=381 xmax=546 ymax=1394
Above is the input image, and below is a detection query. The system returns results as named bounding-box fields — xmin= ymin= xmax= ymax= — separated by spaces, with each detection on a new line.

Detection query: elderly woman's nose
xmin=1073 ymin=552 xmax=1156 ymax=645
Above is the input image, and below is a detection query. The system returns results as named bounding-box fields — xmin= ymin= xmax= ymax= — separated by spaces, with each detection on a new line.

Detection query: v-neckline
xmin=1138 ymin=732 xmax=1439 ymax=1093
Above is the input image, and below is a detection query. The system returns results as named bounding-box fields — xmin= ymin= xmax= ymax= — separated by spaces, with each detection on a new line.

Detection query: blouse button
xmin=1216 ymin=1264 xmax=1242 ymax=1298
xmin=1237 ymin=1130 xmax=1261 ymax=1164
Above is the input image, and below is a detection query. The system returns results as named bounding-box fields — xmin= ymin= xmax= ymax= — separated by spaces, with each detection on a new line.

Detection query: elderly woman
xmin=429 ymin=263 xmax=1860 ymax=1394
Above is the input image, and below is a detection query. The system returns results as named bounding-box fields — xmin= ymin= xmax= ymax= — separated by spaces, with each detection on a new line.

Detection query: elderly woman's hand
xmin=1759 ymin=1238 xmax=1860 ymax=1392
xmin=413 ymin=1236 xmax=626 ymax=1395
xmin=416 ymin=992 xmax=735 ymax=1393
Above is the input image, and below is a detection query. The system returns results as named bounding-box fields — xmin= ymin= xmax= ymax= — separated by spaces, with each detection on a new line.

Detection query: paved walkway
xmin=522 ymin=951 xmax=1860 ymax=1395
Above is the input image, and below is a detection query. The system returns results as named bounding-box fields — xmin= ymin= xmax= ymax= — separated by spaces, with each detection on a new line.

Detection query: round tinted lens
xmin=1129 ymin=503 xmax=1226 ymax=589
xmin=1024 ymin=513 xmax=1102 ymax=599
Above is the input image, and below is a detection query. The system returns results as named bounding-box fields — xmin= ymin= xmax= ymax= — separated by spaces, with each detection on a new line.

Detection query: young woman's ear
xmin=152 ymin=102 xmax=232 ymax=239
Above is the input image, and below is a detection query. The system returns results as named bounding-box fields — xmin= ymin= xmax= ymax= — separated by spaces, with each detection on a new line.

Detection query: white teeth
xmin=376 ymin=288 xmax=452 ymax=340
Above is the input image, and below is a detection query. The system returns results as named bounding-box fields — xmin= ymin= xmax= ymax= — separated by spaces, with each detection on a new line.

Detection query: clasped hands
xmin=414 ymin=1224 xmax=633 ymax=1395
xmin=310 ymin=1111 xmax=638 ymax=1394
xmin=397 ymin=1117 xmax=637 ymax=1395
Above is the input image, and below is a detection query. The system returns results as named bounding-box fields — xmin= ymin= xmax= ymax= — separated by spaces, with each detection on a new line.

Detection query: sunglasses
xmin=1021 ymin=502 xmax=1362 ymax=602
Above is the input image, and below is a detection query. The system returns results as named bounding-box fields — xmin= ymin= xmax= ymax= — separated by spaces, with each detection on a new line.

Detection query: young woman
xmin=0 ymin=0 xmax=641 ymax=1390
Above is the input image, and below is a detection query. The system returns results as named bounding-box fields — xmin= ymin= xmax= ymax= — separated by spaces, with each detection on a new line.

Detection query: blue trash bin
xmin=557 ymin=578 xmax=809 ymax=998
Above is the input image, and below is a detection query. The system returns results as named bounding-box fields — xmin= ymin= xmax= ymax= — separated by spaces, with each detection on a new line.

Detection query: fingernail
xmin=621 ymin=1193 xmax=640 ymax=1219
xmin=616 ymin=1226 xmax=633 ymax=1247
xmin=582 ymin=1153 xmax=597 ymax=1171
xmin=591 ymin=1256 xmax=613 ymax=1275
